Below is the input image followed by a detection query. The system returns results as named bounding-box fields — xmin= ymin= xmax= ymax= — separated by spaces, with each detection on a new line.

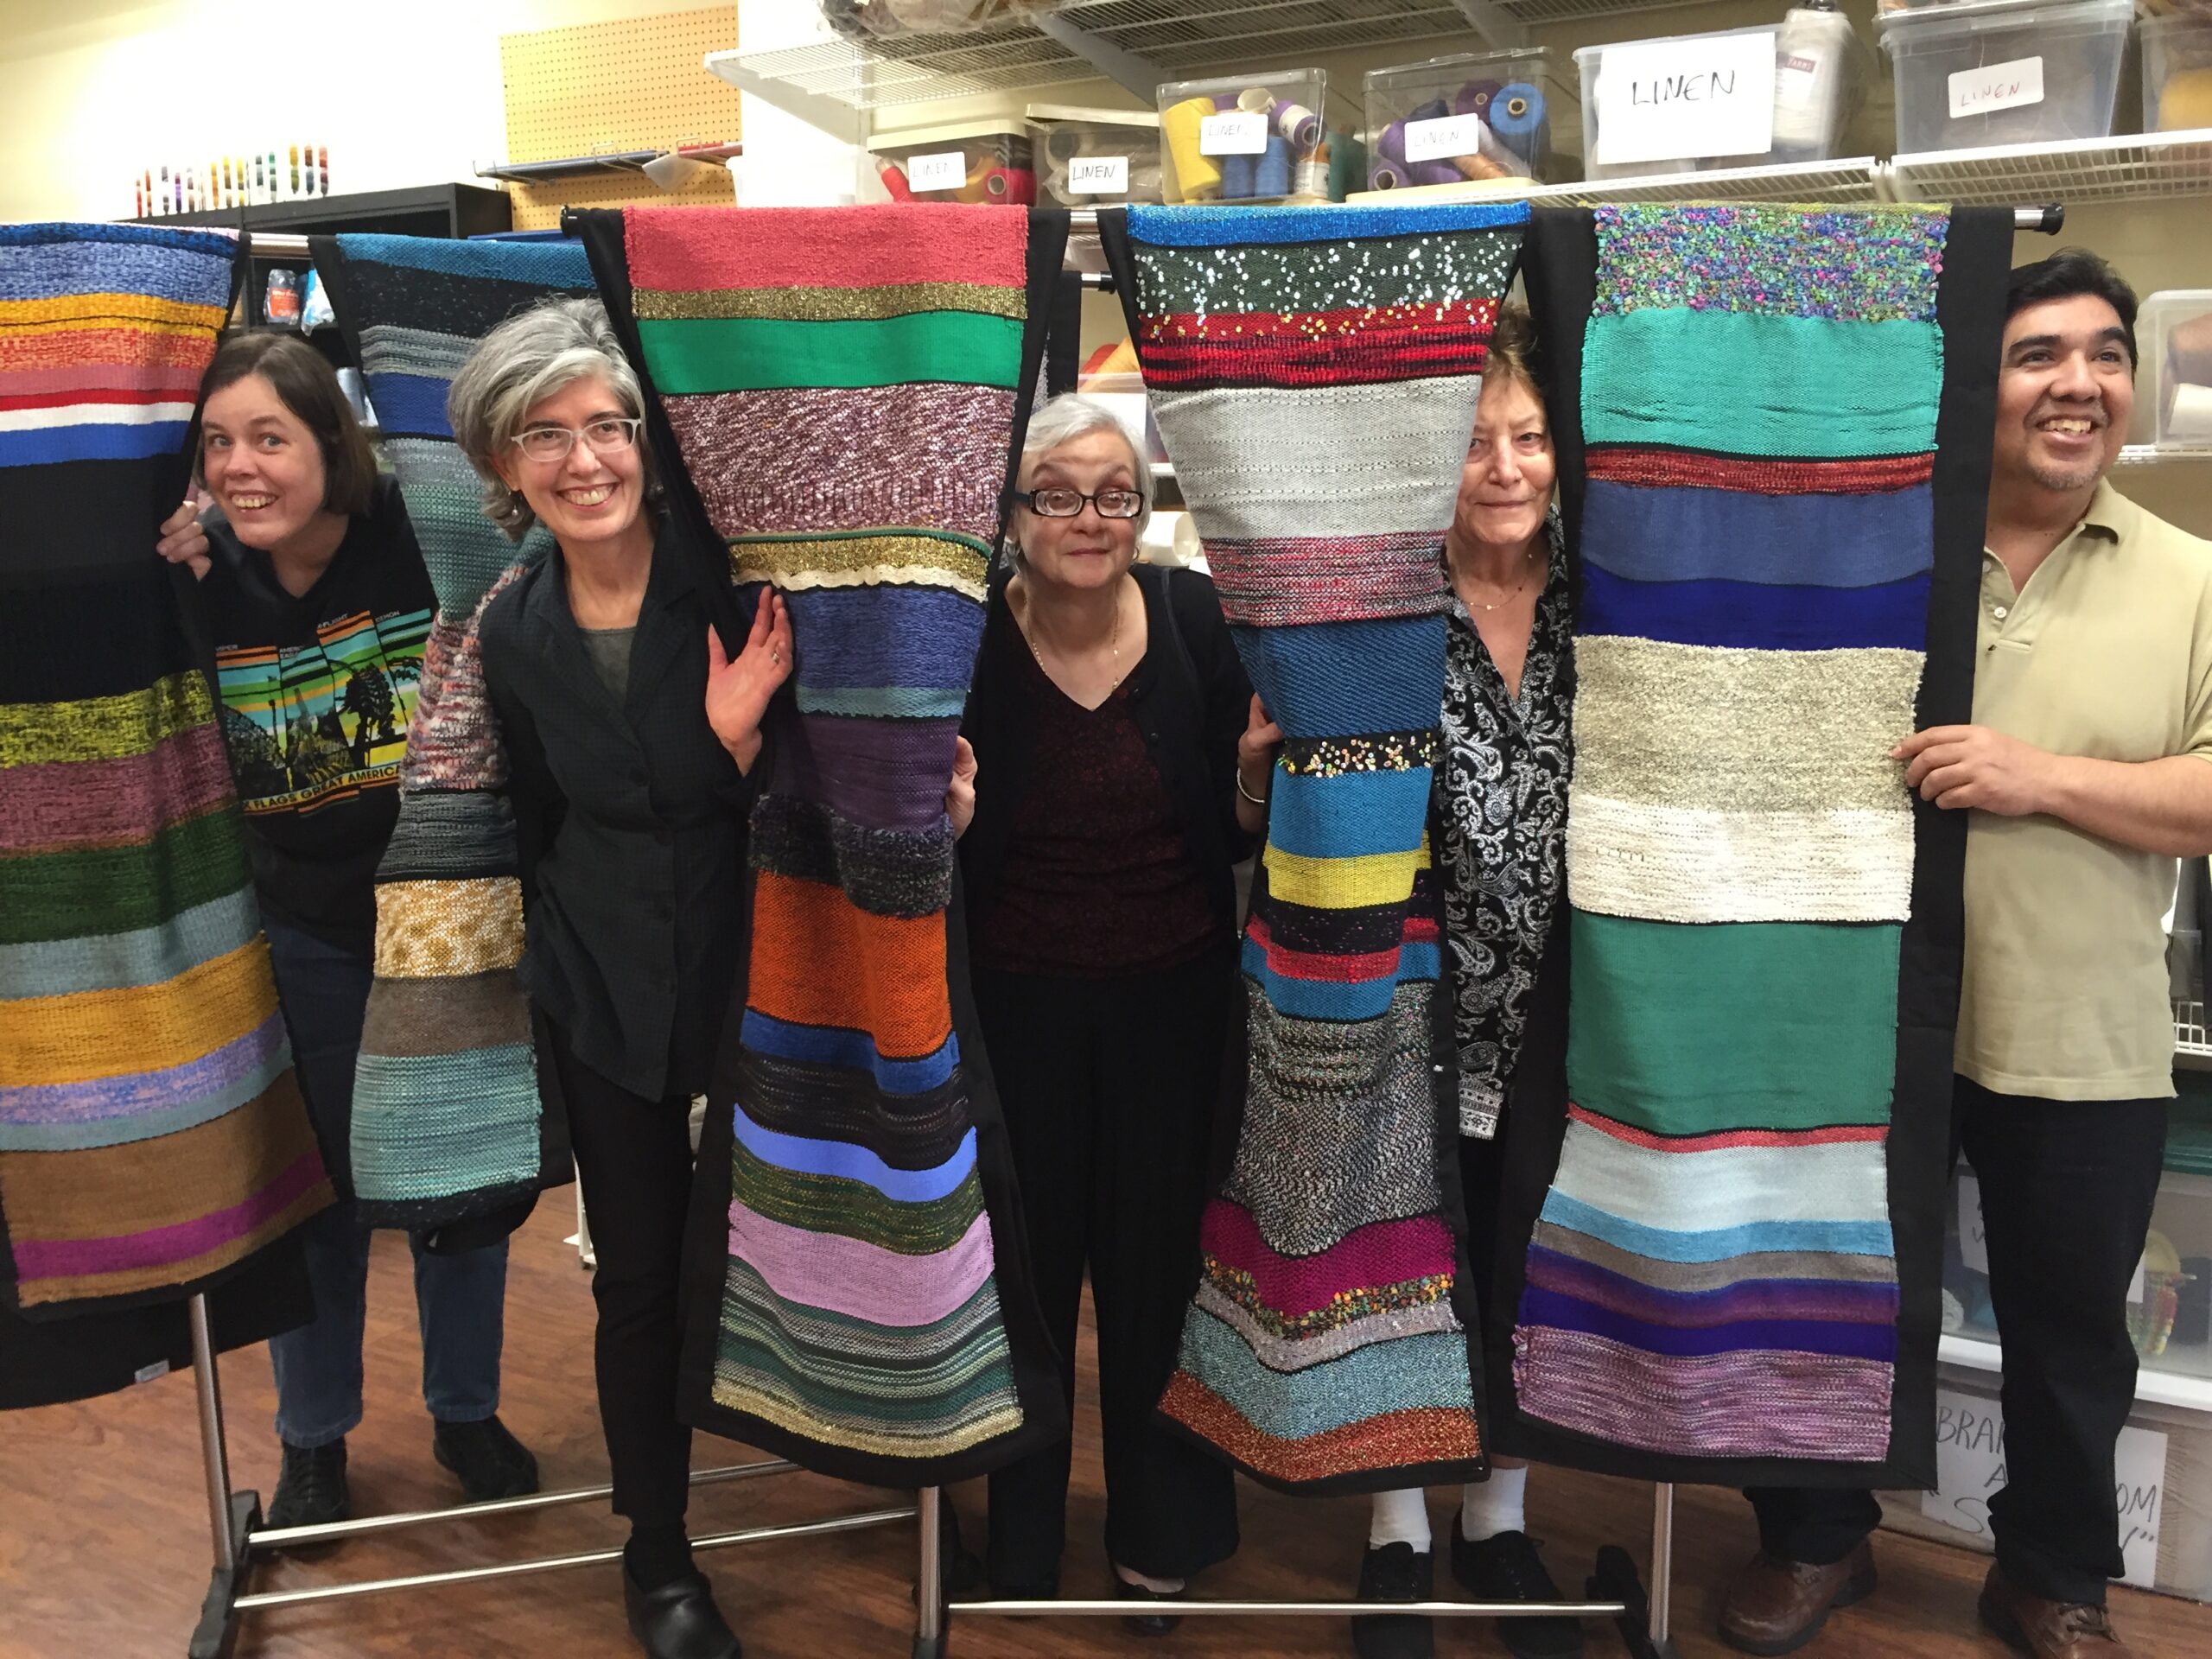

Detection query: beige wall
xmin=0 ymin=0 xmax=690 ymax=224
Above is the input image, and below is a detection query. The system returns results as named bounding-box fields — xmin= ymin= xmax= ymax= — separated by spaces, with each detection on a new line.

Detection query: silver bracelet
xmin=1236 ymin=770 xmax=1269 ymax=808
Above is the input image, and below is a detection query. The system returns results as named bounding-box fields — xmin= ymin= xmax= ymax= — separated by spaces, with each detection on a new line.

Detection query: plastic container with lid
xmin=1155 ymin=68 xmax=1329 ymax=205
xmin=1363 ymin=48 xmax=1582 ymax=189
xmin=1576 ymin=10 xmax=1868 ymax=181
xmin=2144 ymin=10 xmax=2212 ymax=133
xmin=2137 ymin=290 xmax=2212 ymax=448
xmin=1876 ymin=0 xmax=2135 ymax=155
xmin=1025 ymin=104 xmax=1162 ymax=207
xmin=867 ymin=119 xmax=1035 ymax=205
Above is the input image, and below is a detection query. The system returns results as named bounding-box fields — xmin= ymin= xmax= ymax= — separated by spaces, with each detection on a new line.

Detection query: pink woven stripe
xmin=0 ymin=362 xmax=205 ymax=396
xmin=626 ymin=204 xmax=1028 ymax=294
xmin=1210 ymin=532 xmax=1447 ymax=627
xmin=727 ymin=1197 xmax=995 ymax=1329
xmin=0 ymin=722 xmax=232 ymax=854
xmin=1512 ymin=1325 xmax=1893 ymax=1460
xmin=1200 ymin=1198 xmax=1455 ymax=1319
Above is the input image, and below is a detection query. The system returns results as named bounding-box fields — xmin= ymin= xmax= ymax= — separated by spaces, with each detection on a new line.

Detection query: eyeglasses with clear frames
xmin=1020 ymin=486 xmax=1144 ymax=519
xmin=510 ymin=416 xmax=644 ymax=464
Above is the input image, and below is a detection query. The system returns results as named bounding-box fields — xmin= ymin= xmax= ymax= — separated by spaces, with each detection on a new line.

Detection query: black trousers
xmin=1749 ymin=1075 xmax=2168 ymax=1606
xmin=972 ymin=944 xmax=1242 ymax=1586
xmin=546 ymin=1021 xmax=696 ymax=1532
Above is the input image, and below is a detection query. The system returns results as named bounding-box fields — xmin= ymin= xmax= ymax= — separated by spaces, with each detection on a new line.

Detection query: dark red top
xmin=967 ymin=617 xmax=1221 ymax=978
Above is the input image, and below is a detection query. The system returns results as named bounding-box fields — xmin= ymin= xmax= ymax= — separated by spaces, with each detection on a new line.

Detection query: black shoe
xmin=1352 ymin=1540 xmax=1434 ymax=1659
xmin=623 ymin=1566 xmax=741 ymax=1659
xmin=1115 ymin=1573 xmax=1184 ymax=1637
xmin=265 ymin=1439 xmax=350 ymax=1532
xmin=983 ymin=1575 xmax=1058 ymax=1622
xmin=1450 ymin=1517 xmax=1586 ymax=1659
xmin=433 ymin=1414 xmax=540 ymax=1502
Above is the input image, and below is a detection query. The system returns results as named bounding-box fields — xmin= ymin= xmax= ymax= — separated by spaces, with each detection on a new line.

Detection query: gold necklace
xmin=1023 ymin=584 xmax=1123 ymax=690
xmin=1459 ymin=545 xmax=1540 ymax=613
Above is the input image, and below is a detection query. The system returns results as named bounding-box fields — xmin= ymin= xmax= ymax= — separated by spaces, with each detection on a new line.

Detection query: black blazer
xmin=960 ymin=562 xmax=1257 ymax=941
xmin=480 ymin=518 xmax=756 ymax=1101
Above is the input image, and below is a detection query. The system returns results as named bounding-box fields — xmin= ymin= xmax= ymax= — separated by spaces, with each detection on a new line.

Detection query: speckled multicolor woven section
xmin=1113 ymin=200 xmax=1529 ymax=1491
xmin=613 ymin=204 xmax=1033 ymax=1474
xmin=317 ymin=236 xmax=594 ymax=1226
xmin=0 ymin=224 xmax=334 ymax=1314
xmin=1516 ymin=203 xmax=1949 ymax=1463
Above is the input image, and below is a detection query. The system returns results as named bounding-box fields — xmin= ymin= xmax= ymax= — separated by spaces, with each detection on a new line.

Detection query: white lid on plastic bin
xmin=1874 ymin=0 xmax=2135 ymax=52
xmin=865 ymin=118 xmax=1027 ymax=154
xmin=1024 ymin=104 xmax=1160 ymax=129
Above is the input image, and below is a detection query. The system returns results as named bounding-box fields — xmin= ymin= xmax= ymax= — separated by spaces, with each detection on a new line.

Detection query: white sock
xmin=1369 ymin=1486 xmax=1433 ymax=1551
xmin=1459 ymin=1465 xmax=1529 ymax=1541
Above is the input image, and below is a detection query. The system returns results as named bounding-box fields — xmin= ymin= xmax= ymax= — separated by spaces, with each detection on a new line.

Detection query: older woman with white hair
xmin=447 ymin=296 xmax=790 ymax=1659
xmin=957 ymin=392 xmax=1274 ymax=1629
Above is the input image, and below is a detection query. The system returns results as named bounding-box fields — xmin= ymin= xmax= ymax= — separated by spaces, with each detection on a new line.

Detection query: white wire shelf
xmin=1940 ymin=1333 xmax=2212 ymax=1413
xmin=1534 ymin=156 xmax=1883 ymax=206
xmin=2179 ymin=998 xmax=2212 ymax=1064
xmin=2119 ymin=443 xmax=2212 ymax=467
xmin=1890 ymin=128 xmax=2212 ymax=207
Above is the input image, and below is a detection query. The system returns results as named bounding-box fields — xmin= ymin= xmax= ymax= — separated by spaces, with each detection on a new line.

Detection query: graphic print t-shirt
xmin=200 ymin=474 xmax=435 ymax=944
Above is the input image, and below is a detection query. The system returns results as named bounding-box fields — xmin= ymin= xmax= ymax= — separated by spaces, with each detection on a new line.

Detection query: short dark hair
xmin=194 ymin=331 xmax=377 ymax=516
xmin=2005 ymin=249 xmax=2139 ymax=368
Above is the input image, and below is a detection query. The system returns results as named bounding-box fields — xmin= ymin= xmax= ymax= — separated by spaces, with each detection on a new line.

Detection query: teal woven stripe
xmin=349 ymin=1044 xmax=539 ymax=1203
xmin=1582 ymin=311 xmax=1942 ymax=459
xmin=794 ymin=684 xmax=969 ymax=719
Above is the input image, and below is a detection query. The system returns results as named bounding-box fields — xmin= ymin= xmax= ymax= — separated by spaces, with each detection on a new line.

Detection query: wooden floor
xmin=3 ymin=1202 xmax=2204 ymax=1659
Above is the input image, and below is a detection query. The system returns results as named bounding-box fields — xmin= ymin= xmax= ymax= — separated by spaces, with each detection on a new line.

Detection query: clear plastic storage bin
xmin=1577 ymin=10 xmax=1868 ymax=181
xmin=1155 ymin=69 xmax=1329 ymax=205
xmin=1363 ymin=48 xmax=1580 ymax=189
xmin=1877 ymin=0 xmax=2134 ymax=154
xmin=2139 ymin=290 xmax=2212 ymax=448
xmin=2144 ymin=10 xmax=2212 ymax=133
xmin=1025 ymin=104 xmax=1161 ymax=207
xmin=868 ymin=119 xmax=1035 ymax=205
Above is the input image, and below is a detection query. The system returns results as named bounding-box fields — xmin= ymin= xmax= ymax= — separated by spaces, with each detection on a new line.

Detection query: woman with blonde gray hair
xmin=446 ymin=296 xmax=790 ymax=1659
xmin=957 ymin=392 xmax=1274 ymax=1627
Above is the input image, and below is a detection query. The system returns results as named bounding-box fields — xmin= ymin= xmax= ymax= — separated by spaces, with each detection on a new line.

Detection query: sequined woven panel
xmin=1514 ymin=203 xmax=1954 ymax=1464
xmin=315 ymin=236 xmax=594 ymax=1229
xmin=0 ymin=223 xmax=335 ymax=1314
xmin=599 ymin=203 xmax=1046 ymax=1482
xmin=1104 ymin=200 xmax=1529 ymax=1491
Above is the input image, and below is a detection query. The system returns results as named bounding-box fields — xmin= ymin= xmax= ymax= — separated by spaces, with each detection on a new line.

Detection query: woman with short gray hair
xmin=448 ymin=296 xmax=791 ymax=1659
xmin=956 ymin=393 xmax=1274 ymax=1626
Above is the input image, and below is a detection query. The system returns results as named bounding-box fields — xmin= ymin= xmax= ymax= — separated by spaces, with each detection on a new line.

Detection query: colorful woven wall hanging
xmin=1099 ymin=200 xmax=1527 ymax=1492
xmin=0 ymin=223 xmax=333 ymax=1319
xmin=1487 ymin=203 xmax=2013 ymax=1489
xmin=315 ymin=234 xmax=596 ymax=1230
xmin=581 ymin=202 xmax=1068 ymax=1484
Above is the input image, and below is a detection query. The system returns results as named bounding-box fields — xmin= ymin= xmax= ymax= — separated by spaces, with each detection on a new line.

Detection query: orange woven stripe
xmin=0 ymin=326 xmax=219 ymax=372
xmin=1157 ymin=1372 xmax=1479 ymax=1484
xmin=748 ymin=869 xmax=950 ymax=1058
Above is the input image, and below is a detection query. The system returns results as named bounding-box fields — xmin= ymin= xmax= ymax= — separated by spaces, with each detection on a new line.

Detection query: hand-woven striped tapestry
xmin=315 ymin=234 xmax=595 ymax=1227
xmin=581 ymin=203 xmax=1067 ymax=1484
xmin=1101 ymin=200 xmax=1528 ymax=1491
xmin=1490 ymin=203 xmax=2012 ymax=1487
xmin=0 ymin=223 xmax=333 ymax=1314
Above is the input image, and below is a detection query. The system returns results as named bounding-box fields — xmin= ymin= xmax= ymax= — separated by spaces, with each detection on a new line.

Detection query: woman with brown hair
xmin=157 ymin=331 xmax=537 ymax=1531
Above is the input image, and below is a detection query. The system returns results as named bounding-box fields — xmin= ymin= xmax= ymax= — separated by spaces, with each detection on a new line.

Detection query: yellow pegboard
xmin=499 ymin=6 xmax=740 ymax=232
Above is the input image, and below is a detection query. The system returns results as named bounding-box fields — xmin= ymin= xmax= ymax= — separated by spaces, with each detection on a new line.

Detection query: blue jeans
xmin=263 ymin=920 xmax=509 ymax=1448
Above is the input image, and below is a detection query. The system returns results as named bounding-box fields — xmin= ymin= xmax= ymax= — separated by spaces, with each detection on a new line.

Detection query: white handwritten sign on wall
xmin=1925 ymin=1386 xmax=2165 ymax=1588
xmin=1593 ymin=31 xmax=1777 ymax=168
xmin=1950 ymin=56 xmax=2044 ymax=120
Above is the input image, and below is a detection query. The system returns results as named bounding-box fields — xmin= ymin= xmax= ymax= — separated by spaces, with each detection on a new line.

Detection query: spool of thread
xmin=1377 ymin=119 xmax=1409 ymax=165
xmin=1369 ymin=159 xmax=1407 ymax=190
xmin=1295 ymin=158 xmax=1329 ymax=200
xmin=1452 ymin=119 xmax=1529 ymax=181
xmin=2169 ymin=382 xmax=2212 ymax=442
xmin=1274 ymin=101 xmax=1321 ymax=151
xmin=1219 ymin=149 xmax=1258 ymax=200
xmin=1408 ymin=97 xmax=1450 ymax=124
xmin=1043 ymin=125 xmax=1084 ymax=166
xmin=1160 ymin=96 xmax=1223 ymax=200
xmin=1408 ymin=160 xmax=1461 ymax=187
xmin=1453 ymin=79 xmax=1503 ymax=117
xmin=1255 ymin=134 xmax=1293 ymax=198
xmin=1489 ymin=81 xmax=1549 ymax=162
xmin=1236 ymin=86 xmax=1277 ymax=118
xmin=1325 ymin=130 xmax=1364 ymax=202
xmin=876 ymin=157 xmax=916 ymax=201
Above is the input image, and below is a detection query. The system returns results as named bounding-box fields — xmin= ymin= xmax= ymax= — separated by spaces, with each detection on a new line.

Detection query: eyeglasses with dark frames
xmin=1020 ymin=486 xmax=1145 ymax=519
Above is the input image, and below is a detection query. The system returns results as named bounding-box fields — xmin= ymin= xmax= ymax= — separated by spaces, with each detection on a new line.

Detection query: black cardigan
xmin=480 ymin=519 xmax=757 ymax=1102
xmin=960 ymin=562 xmax=1257 ymax=943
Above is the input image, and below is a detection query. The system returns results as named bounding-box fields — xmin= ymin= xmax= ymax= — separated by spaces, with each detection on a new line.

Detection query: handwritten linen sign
xmin=1926 ymin=1387 xmax=2166 ymax=1588
xmin=1950 ymin=57 xmax=2045 ymax=120
xmin=1594 ymin=30 xmax=1777 ymax=168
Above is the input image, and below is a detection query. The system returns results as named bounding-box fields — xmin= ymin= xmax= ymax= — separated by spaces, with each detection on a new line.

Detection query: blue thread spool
xmin=1219 ymin=149 xmax=1258 ymax=200
xmin=1255 ymin=133 xmax=1293 ymax=198
xmin=1490 ymin=81 xmax=1549 ymax=162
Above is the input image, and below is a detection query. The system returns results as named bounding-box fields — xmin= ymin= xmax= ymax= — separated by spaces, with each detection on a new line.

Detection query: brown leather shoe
xmin=1978 ymin=1563 xmax=2136 ymax=1658
xmin=1718 ymin=1541 xmax=1876 ymax=1656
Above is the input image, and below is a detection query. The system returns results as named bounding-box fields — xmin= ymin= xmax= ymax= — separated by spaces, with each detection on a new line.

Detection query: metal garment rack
xmin=181 ymin=200 xmax=2064 ymax=1656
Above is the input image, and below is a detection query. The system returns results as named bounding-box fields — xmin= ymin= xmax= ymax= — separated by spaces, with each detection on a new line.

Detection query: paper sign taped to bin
xmin=1199 ymin=111 xmax=1267 ymax=156
xmin=907 ymin=150 xmax=966 ymax=192
xmin=1949 ymin=57 xmax=2044 ymax=120
xmin=1925 ymin=1386 xmax=2165 ymax=1587
xmin=1593 ymin=31 xmax=1777 ymax=167
xmin=1067 ymin=156 xmax=1128 ymax=194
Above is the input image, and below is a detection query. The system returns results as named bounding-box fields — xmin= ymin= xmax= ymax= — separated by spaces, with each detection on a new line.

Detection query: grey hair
xmin=1012 ymin=391 xmax=1155 ymax=550
xmin=447 ymin=296 xmax=663 ymax=543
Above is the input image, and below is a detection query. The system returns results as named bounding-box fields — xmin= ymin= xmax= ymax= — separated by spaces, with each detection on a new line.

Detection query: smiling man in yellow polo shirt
xmin=1725 ymin=252 xmax=2212 ymax=1659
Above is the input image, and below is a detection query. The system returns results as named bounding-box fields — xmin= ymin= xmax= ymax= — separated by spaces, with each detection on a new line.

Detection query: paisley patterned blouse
xmin=1434 ymin=513 xmax=1574 ymax=1138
